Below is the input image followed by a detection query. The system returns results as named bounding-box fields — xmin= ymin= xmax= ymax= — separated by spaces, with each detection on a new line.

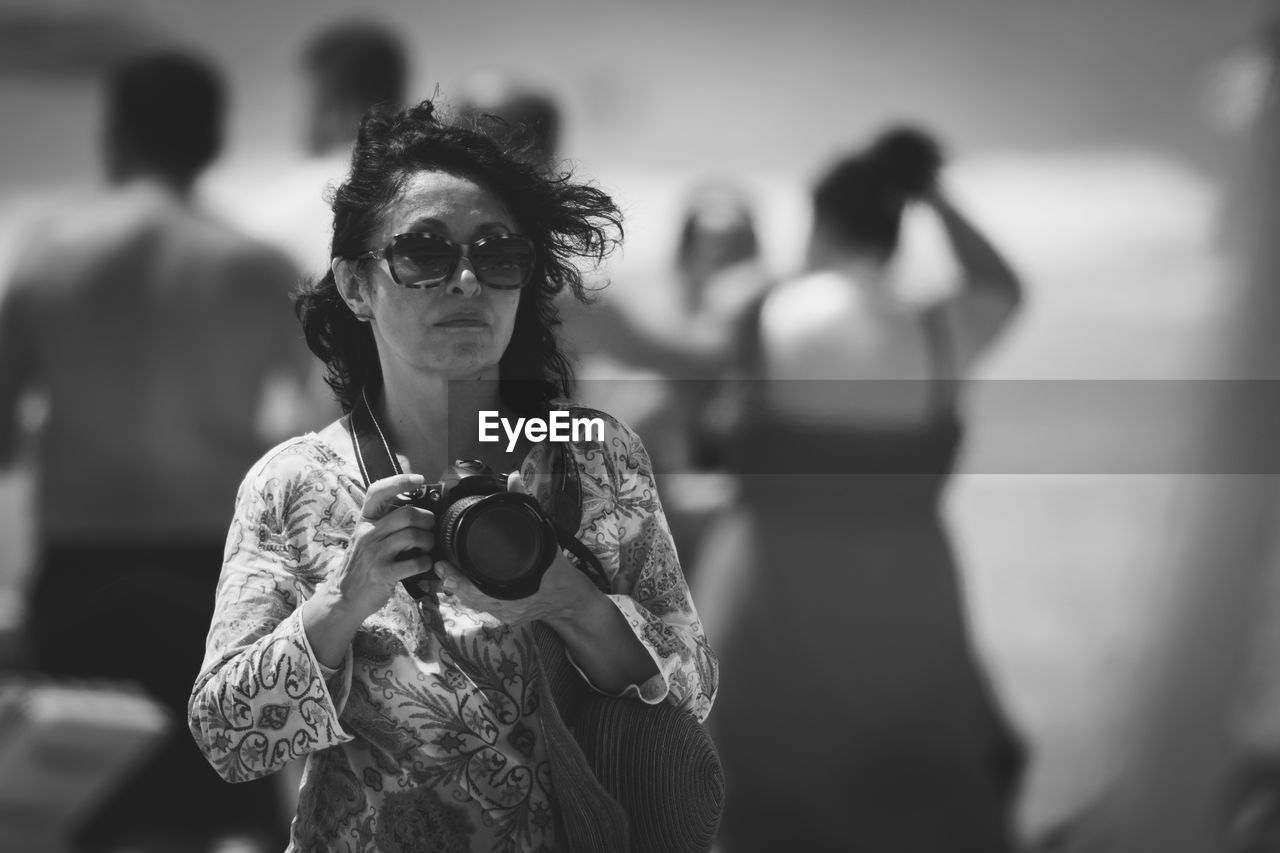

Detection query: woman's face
xmin=352 ymin=170 xmax=524 ymax=381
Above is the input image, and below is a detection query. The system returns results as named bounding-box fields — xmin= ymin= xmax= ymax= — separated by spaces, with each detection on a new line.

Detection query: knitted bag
xmin=531 ymin=623 xmax=725 ymax=853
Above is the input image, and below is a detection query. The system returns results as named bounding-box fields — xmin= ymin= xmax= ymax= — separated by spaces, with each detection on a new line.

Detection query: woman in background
xmin=586 ymin=181 xmax=771 ymax=382
xmin=574 ymin=182 xmax=772 ymax=568
xmin=700 ymin=127 xmax=1026 ymax=852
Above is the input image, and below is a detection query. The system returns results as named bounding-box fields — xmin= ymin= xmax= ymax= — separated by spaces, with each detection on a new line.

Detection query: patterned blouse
xmin=188 ymin=408 xmax=717 ymax=853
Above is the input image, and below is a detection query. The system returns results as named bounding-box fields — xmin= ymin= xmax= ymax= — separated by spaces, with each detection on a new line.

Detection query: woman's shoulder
xmin=551 ymin=400 xmax=643 ymax=449
xmin=548 ymin=401 xmax=655 ymax=489
xmin=238 ymin=431 xmax=351 ymax=495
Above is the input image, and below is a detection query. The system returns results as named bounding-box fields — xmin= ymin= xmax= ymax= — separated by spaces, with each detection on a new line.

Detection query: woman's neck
xmin=375 ymin=368 xmax=506 ymax=480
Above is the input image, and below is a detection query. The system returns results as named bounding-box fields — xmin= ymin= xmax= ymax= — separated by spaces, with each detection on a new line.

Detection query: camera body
xmin=396 ymin=459 xmax=560 ymax=601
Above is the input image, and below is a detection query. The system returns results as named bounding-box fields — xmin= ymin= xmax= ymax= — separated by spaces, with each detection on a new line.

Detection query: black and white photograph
xmin=0 ymin=1 xmax=1276 ymax=851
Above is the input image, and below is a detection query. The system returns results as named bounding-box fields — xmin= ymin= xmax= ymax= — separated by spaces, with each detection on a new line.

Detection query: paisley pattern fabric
xmin=188 ymin=408 xmax=716 ymax=852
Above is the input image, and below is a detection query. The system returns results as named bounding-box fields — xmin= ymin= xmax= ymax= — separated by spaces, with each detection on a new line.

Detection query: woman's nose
xmin=446 ymin=257 xmax=483 ymax=297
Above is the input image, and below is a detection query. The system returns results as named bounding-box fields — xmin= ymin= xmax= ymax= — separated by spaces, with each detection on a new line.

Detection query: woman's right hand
xmin=321 ymin=473 xmax=437 ymax=622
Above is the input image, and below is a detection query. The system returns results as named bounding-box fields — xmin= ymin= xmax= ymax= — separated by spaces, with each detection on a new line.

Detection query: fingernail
xmin=407 ymin=474 xmax=426 ymax=484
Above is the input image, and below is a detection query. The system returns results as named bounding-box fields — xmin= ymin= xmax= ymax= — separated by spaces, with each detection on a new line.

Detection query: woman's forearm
xmin=301 ymin=582 xmax=365 ymax=669
xmin=547 ymin=590 xmax=659 ymax=695
xmin=933 ymin=194 xmax=1023 ymax=306
xmin=192 ymin=600 xmax=356 ymax=781
xmin=593 ymin=301 xmax=732 ymax=378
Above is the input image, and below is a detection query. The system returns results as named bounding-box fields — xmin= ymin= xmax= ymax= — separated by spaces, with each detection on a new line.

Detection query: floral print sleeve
xmin=188 ymin=439 xmax=355 ymax=783
xmin=571 ymin=413 xmax=719 ymax=722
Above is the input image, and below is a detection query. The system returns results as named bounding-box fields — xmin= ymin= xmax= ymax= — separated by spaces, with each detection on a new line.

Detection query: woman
xmin=188 ymin=100 xmax=717 ymax=852
xmin=699 ymin=128 xmax=1026 ymax=852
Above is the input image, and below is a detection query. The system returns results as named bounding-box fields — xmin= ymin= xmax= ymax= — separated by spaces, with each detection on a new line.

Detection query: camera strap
xmin=349 ymin=387 xmax=404 ymax=481
xmin=347 ymin=388 xmax=611 ymax=594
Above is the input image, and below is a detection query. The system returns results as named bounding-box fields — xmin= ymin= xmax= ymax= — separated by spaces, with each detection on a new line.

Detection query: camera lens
xmin=460 ymin=503 xmax=542 ymax=581
xmin=438 ymin=493 xmax=555 ymax=596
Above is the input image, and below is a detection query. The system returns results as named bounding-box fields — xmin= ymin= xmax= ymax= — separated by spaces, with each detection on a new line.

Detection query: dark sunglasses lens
xmin=391 ymin=236 xmax=457 ymax=286
xmin=473 ymin=237 xmax=535 ymax=289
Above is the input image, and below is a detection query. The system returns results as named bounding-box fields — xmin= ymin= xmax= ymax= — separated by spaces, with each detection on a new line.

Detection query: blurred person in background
xmin=697 ymin=127 xmax=1027 ymax=852
xmin=572 ymin=181 xmax=774 ymax=570
xmin=0 ymin=51 xmax=306 ymax=852
xmin=670 ymin=182 xmax=770 ymax=329
xmin=454 ymin=71 xmax=562 ymax=172
xmin=212 ymin=20 xmax=411 ymax=439
xmin=229 ymin=19 xmax=410 ymax=284
xmin=188 ymin=99 xmax=717 ymax=852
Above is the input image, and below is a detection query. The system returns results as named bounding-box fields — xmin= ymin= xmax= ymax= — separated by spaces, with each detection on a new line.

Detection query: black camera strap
xmin=552 ymin=518 xmax=612 ymax=594
xmin=347 ymin=388 xmax=611 ymax=595
xmin=349 ymin=387 xmax=404 ymax=481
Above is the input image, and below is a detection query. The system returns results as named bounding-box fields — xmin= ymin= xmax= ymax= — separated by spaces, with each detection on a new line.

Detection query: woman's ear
xmin=332 ymin=257 xmax=373 ymax=320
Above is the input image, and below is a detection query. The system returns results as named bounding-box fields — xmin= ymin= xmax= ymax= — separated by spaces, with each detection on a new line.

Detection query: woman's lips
xmin=435 ymin=317 xmax=487 ymax=327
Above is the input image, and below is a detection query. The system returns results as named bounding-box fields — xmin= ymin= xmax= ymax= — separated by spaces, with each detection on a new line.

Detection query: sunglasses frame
xmin=357 ymin=232 xmax=537 ymax=290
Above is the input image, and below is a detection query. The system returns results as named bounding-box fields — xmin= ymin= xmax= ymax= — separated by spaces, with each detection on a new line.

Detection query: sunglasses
xmin=356 ymin=232 xmax=537 ymax=290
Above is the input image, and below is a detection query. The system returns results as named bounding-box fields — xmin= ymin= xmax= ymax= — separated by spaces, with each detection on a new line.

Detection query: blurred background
xmin=0 ymin=0 xmax=1274 ymax=846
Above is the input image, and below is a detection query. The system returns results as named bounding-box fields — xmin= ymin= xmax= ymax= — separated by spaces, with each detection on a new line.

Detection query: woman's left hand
xmin=437 ymin=473 xmax=661 ymax=693
xmin=435 ymin=548 xmax=597 ymax=626
xmin=433 ymin=471 xmax=600 ymax=625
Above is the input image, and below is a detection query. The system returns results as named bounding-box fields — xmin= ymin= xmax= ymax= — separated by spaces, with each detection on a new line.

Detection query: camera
xmin=394 ymin=459 xmax=560 ymax=600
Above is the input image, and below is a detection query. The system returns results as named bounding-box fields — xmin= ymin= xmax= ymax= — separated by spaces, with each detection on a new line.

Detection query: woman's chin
xmin=425 ymin=348 xmax=501 ymax=379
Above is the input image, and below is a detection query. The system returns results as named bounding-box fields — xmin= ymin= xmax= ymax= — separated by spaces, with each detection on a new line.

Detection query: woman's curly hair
xmin=295 ymin=98 xmax=623 ymax=416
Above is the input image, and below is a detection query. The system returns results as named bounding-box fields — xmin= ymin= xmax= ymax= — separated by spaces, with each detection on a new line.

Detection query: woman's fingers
xmin=361 ymin=473 xmax=427 ymax=522
xmin=380 ymin=527 xmax=435 ymax=564
xmin=435 ymin=560 xmax=483 ymax=602
xmin=360 ymin=486 xmax=435 ymax=555
xmin=390 ymin=556 xmax=437 ymax=585
xmin=375 ymin=504 xmax=435 ymax=533
xmin=435 ymin=559 xmax=460 ymax=593
xmin=433 ymin=559 xmax=554 ymax=627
